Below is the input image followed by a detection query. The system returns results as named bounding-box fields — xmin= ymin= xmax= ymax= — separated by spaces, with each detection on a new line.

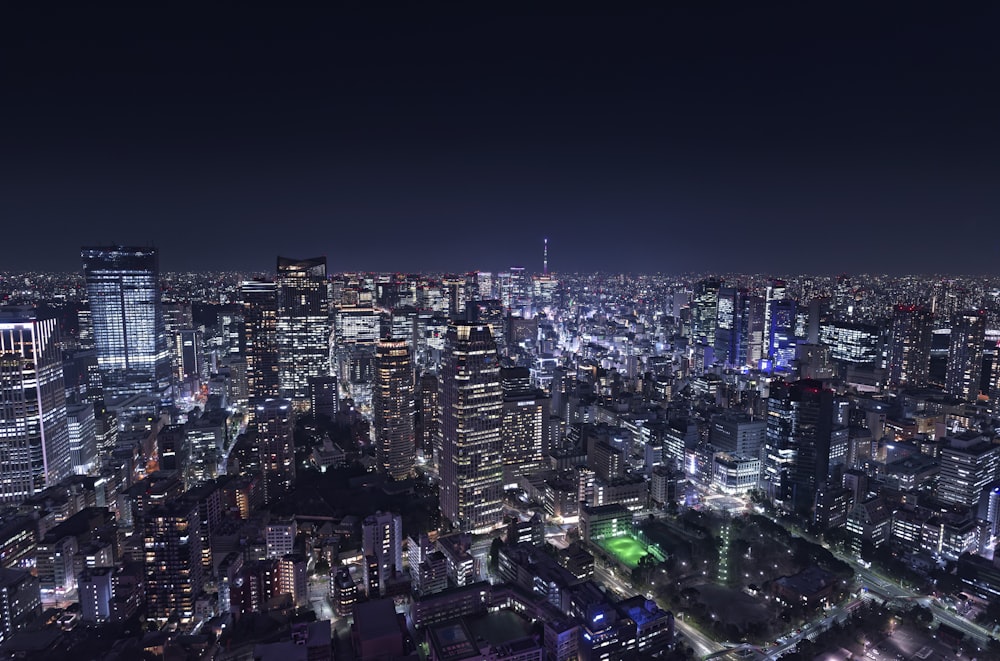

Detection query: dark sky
xmin=2 ymin=5 xmax=998 ymax=274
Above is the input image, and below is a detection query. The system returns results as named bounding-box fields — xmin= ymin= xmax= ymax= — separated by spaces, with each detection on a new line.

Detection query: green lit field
xmin=595 ymin=534 xmax=649 ymax=569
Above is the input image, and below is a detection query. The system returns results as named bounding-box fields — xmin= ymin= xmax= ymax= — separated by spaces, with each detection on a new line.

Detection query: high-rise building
xmin=500 ymin=367 xmax=549 ymax=482
xmin=938 ymin=434 xmax=1000 ymax=508
xmin=416 ymin=373 xmax=439 ymax=461
xmin=276 ymin=256 xmax=330 ymax=401
xmin=241 ymin=280 xmax=280 ymax=400
xmin=438 ymin=323 xmax=504 ymax=533
xmin=0 ymin=568 xmax=40 ymax=641
xmin=887 ymin=305 xmax=932 ymax=386
xmin=308 ymin=375 xmax=339 ymax=421
xmin=763 ymin=380 xmax=833 ymax=513
xmin=255 ymin=398 xmax=296 ymax=505
xmin=819 ymin=321 xmax=880 ymax=365
xmin=690 ymin=279 xmax=720 ymax=349
xmin=65 ymin=403 xmax=98 ymax=476
xmin=709 ymin=412 xmax=766 ymax=458
xmin=373 ymin=340 xmax=415 ymax=481
xmin=81 ymin=246 xmax=172 ymax=397
xmin=361 ymin=511 xmax=403 ymax=597
xmin=144 ymin=499 xmax=203 ymax=622
xmin=945 ymin=310 xmax=987 ymax=402
xmin=0 ymin=309 xmax=72 ymax=503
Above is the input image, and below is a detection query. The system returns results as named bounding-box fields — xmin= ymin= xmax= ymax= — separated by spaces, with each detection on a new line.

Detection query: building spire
xmin=543 ymin=238 xmax=548 ymax=275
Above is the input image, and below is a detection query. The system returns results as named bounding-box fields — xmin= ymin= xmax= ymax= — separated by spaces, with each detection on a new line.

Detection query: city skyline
xmin=2 ymin=6 xmax=999 ymax=274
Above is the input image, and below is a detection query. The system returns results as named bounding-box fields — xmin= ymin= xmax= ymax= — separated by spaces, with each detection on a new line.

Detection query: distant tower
xmin=373 ymin=340 xmax=415 ymax=481
xmin=81 ymin=246 xmax=172 ymax=397
xmin=0 ymin=309 xmax=72 ymax=503
xmin=543 ymin=238 xmax=548 ymax=275
xmin=946 ymin=310 xmax=986 ymax=402
xmin=276 ymin=256 xmax=330 ymax=401
xmin=438 ymin=323 xmax=504 ymax=533
xmin=887 ymin=305 xmax=932 ymax=387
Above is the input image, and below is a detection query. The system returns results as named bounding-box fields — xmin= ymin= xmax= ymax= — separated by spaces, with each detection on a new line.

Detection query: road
xmin=595 ymin=561 xmax=724 ymax=658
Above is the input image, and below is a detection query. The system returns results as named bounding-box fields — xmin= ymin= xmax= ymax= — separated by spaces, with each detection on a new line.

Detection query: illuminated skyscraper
xmin=373 ymin=340 xmax=415 ymax=481
xmin=241 ymin=280 xmax=280 ymax=400
xmin=945 ymin=310 xmax=986 ymax=402
xmin=887 ymin=305 xmax=932 ymax=386
xmin=762 ymin=379 xmax=833 ymax=513
xmin=0 ymin=309 xmax=72 ymax=503
xmin=276 ymin=256 xmax=330 ymax=401
xmin=81 ymin=246 xmax=172 ymax=397
xmin=417 ymin=373 xmax=439 ymax=461
xmin=438 ymin=323 xmax=504 ymax=533
xmin=255 ymin=398 xmax=296 ymax=505
xmin=690 ymin=278 xmax=721 ymax=348
xmin=500 ymin=367 xmax=549 ymax=483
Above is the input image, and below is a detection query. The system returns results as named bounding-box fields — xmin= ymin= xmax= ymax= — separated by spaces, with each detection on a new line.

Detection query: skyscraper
xmin=0 ymin=309 xmax=72 ymax=503
xmin=500 ymin=367 xmax=549 ymax=482
xmin=255 ymin=398 xmax=296 ymax=505
xmin=81 ymin=246 xmax=172 ymax=397
xmin=241 ymin=280 xmax=280 ymax=400
xmin=887 ymin=304 xmax=932 ymax=386
xmin=373 ymin=339 xmax=415 ymax=481
xmin=945 ymin=310 xmax=986 ymax=402
xmin=763 ymin=379 xmax=833 ymax=514
xmin=276 ymin=256 xmax=330 ymax=401
xmin=438 ymin=323 xmax=504 ymax=534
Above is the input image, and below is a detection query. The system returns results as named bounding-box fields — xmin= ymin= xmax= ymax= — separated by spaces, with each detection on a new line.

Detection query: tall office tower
xmin=144 ymin=499 xmax=203 ymax=622
xmin=762 ymin=380 xmax=833 ymax=514
xmin=938 ymin=434 xmax=1000 ymax=508
xmin=65 ymin=403 xmax=98 ymax=476
xmin=443 ymin=277 xmax=466 ymax=318
xmin=508 ymin=267 xmax=529 ymax=310
xmin=81 ymin=246 xmax=172 ymax=397
xmin=743 ymin=294 xmax=766 ymax=367
xmin=373 ymin=340 xmax=415 ymax=481
xmin=255 ymin=398 xmax=296 ymax=505
xmin=500 ymin=367 xmax=549 ymax=483
xmin=763 ymin=279 xmax=787 ymax=331
xmin=361 ymin=511 xmax=403 ymax=597
xmin=945 ymin=310 xmax=986 ymax=402
xmin=690 ymin=278 xmax=721 ymax=348
xmin=276 ymin=256 xmax=330 ymax=401
xmin=475 ymin=271 xmax=493 ymax=299
xmin=887 ymin=305 xmax=932 ymax=386
xmin=0 ymin=309 xmax=72 ymax=503
xmin=416 ymin=373 xmax=439 ymax=461
xmin=713 ymin=285 xmax=737 ymax=367
xmin=767 ymin=299 xmax=798 ymax=372
xmin=241 ymin=280 xmax=280 ymax=400
xmin=438 ymin=323 xmax=504 ymax=533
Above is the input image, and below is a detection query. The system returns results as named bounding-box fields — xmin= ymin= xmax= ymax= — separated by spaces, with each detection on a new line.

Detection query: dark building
xmin=945 ymin=310 xmax=986 ymax=402
xmin=763 ymin=380 xmax=834 ymax=513
xmin=241 ymin=280 xmax=280 ymax=401
xmin=887 ymin=304 xmax=932 ymax=386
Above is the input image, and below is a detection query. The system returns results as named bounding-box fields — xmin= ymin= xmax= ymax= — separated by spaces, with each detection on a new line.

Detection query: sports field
xmin=595 ymin=534 xmax=649 ymax=569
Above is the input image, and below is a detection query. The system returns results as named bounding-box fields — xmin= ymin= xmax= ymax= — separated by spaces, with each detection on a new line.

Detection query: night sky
xmin=2 ymin=5 xmax=998 ymax=274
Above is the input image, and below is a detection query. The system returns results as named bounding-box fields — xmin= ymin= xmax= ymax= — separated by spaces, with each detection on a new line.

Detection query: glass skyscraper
xmin=276 ymin=256 xmax=330 ymax=401
xmin=0 ymin=309 xmax=72 ymax=503
xmin=81 ymin=246 xmax=172 ymax=398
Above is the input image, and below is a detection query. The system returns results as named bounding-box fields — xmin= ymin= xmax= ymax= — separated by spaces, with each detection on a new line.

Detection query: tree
xmin=489 ymin=536 xmax=504 ymax=571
